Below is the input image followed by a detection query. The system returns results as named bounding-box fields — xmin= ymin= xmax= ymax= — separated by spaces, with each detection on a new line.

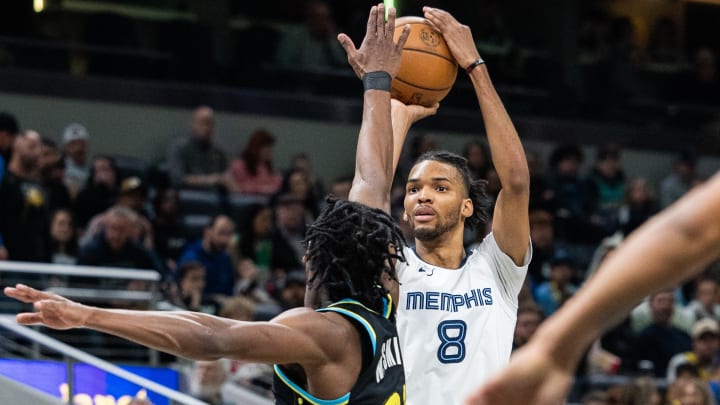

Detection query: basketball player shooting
xmin=347 ymin=5 xmax=532 ymax=405
xmin=5 ymin=4 xmax=412 ymax=404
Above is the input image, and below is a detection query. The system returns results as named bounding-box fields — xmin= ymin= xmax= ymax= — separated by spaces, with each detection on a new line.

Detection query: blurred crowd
xmin=1 ymin=101 xmax=718 ymax=402
xmin=1 ymin=0 xmax=720 ymax=403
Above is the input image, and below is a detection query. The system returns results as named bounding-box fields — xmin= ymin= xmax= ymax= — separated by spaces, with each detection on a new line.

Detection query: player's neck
xmin=414 ymin=231 xmax=466 ymax=269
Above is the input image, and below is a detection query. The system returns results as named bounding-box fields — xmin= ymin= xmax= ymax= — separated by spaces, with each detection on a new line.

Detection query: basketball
xmin=392 ymin=16 xmax=458 ymax=107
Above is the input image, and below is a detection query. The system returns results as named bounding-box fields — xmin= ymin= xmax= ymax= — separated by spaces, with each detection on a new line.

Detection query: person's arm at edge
xmin=5 ymin=284 xmax=339 ymax=366
xmin=467 ymin=173 xmax=720 ymax=404
xmin=423 ymin=7 xmax=530 ymax=264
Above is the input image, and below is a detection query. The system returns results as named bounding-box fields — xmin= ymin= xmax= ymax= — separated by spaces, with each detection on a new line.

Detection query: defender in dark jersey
xmin=5 ymin=5 xmax=411 ymax=404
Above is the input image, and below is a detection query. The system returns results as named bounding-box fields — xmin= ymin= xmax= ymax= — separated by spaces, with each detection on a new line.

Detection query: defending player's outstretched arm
xmin=338 ymin=4 xmax=408 ymax=212
xmin=4 ymin=284 xmax=351 ymax=366
xmin=466 ymin=172 xmax=720 ymax=405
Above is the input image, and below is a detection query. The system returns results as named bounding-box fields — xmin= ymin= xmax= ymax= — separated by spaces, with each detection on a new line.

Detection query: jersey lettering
xmin=376 ymin=336 xmax=403 ymax=383
xmin=405 ymin=289 xmax=493 ymax=312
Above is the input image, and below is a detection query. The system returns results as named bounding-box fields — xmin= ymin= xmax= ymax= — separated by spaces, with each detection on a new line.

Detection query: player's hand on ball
xmin=391 ymin=99 xmax=439 ymax=125
xmin=337 ymin=4 xmax=410 ymax=79
xmin=422 ymin=7 xmax=481 ymax=70
xmin=4 ymin=284 xmax=90 ymax=330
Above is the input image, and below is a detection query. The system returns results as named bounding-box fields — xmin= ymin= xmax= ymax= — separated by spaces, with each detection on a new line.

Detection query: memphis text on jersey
xmin=405 ymin=288 xmax=494 ymax=311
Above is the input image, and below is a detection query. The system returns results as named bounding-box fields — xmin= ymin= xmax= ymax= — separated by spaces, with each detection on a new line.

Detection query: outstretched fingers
xmin=16 ymin=312 xmax=44 ymax=325
xmin=337 ymin=33 xmax=357 ymax=58
xmin=4 ymin=284 xmax=45 ymax=304
xmin=366 ymin=5 xmax=379 ymax=39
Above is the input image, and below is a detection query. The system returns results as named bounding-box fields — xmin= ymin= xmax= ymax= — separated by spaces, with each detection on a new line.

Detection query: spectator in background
xmin=661 ymin=149 xmax=701 ymax=209
xmin=667 ymin=377 xmax=715 ymax=405
xmin=49 ymin=208 xmax=78 ymax=265
xmin=77 ymin=206 xmax=161 ymax=273
xmin=632 ymin=289 xmax=692 ymax=377
xmin=584 ymin=144 xmax=626 ymax=236
xmin=289 ymin=153 xmax=325 ymax=203
xmin=618 ymin=377 xmax=662 ymax=405
xmin=463 ymin=140 xmax=492 ymax=181
xmin=526 ymin=208 xmax=559 ymax=286
xmin=231 ymin=203 xmax=300 ymax=296
xmin=61 ymin=122 xmax=91 ymax=198
xmin=74 ymin=156 xmax=119 ymax=229
xmin=581 ymin=390 xmax=609 ymax=405
xmin=618 ymin=177 xmax=658 ymax=235
xmin=38 ymin=136 xmax=71 ymax=211
xmin=276 ymin=271 xmax=306 ymax=310
xmin=666 ymin=318 xmax=720 ymax=383
xmin=275 ymin=0 xmax=346 ymax=69
xmin=513 ymin=304 xmax=544 ymax=351
xmin=278 ymin=168 xmax=320 ymax=221
xmin=228 ymin=128 xmax=282 ymax=195
xmin=0 ymin=131 xmax=50 ymax=262
xmin=0 ymin=111 xmax=19 ymax=183
xmin=544 ymin=143 xmax=593 ymax=242
xmin=168 ymin=261 xmax=221 ymax=315
xmin=526 ymin=149 xmax=554 ymax=211
xmin=683 ymin=276 xmax=720 ymax=324
xmin=533 ymin=250 xmax=579 ymax=317
xmin=272 ymin=194 xmax=308 ymax=266
xmin=178 ymin=215 xmax=235 ymax=297
xmin=167 ymin=106 xmax=228 ymax=189
xmin=328 ymin=175 xmax=352 ymax=201
xmin=81 ymin=176 xmax=154 ymax=249
xmin=152 ymin=188 xmax=188 ymax=271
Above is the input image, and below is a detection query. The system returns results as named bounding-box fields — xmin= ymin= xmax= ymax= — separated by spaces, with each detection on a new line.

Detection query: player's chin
xmin=413 ymin=226 xmax=441 ymax=242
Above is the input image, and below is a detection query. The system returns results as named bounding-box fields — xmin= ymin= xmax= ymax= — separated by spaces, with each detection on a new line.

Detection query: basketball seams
xmin=393 ymin=76 xmax=452 ymax=92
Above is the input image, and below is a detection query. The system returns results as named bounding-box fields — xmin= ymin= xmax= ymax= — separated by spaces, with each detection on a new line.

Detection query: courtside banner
xmin=0 ymin=358 xmax=179 ymax=405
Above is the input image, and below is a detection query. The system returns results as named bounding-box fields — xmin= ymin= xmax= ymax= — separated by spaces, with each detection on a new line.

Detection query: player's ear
xmin=461 ymin=198 xmax=473 ymax=219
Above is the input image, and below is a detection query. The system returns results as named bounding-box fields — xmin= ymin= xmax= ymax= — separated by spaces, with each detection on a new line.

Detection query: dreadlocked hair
xmin=304 ymin=198 xmax=407 ymax=313
xmin=415 ymin=150 xmax=492 ymax=230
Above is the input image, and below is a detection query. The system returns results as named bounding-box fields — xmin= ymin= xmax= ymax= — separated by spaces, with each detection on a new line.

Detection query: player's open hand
xmin=391 ymin=99 xmax=439 ymax=126
xmin=422 ymin=7 xmax=480 ymax=70
xmin=4 ymin=284 xmax=90 ymax=330
xmin=464 ymin=341 xmax=573 ymax=405
xmin=337 ymin=4 xmax=410 ymax=80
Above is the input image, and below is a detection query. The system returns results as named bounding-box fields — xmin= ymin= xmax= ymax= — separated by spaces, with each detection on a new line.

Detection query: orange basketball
xmin=392 ymin=16 xmax=458 ymax=107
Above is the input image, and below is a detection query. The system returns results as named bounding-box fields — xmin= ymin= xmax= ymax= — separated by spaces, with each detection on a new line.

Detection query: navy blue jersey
xmin=273 ymin=297 xmax=405 ymax=405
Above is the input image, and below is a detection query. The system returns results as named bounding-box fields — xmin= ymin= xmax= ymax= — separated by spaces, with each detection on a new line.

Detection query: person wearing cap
xmin=667 ymin=318 xmax=720 ymax=382
xmin=533 ymin=249 xmax=578 ymax=317
xmin=62 ymin=122 xmax=91 ymax=198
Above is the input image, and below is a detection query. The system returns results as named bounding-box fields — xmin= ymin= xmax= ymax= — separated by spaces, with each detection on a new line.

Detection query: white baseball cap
xmin=62 ymin=123 xmax=89 ymax=144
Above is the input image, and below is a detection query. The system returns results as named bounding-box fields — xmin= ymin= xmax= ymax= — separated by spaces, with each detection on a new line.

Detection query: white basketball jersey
xmin=397 ymin=233 xmax=530 ymax=404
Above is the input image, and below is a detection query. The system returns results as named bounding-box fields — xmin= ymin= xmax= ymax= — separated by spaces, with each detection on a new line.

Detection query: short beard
xmin=412 ymin=209 xmax=462 ymax=242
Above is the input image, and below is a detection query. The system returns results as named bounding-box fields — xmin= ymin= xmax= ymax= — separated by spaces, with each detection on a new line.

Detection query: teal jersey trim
xmin=273 ymin=365 xmax=351 ymax=405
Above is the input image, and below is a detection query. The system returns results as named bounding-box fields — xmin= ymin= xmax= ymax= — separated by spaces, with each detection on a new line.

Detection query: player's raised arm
xmin=338 ymin=4 xmax=410 ymax=212
xmin=424 ymin=7 xmax=530 ymax=264
xmin=467 ymin=172 xmax=720 ymax=405
xmin=4 ymin=284 xmax=346 ymax=366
